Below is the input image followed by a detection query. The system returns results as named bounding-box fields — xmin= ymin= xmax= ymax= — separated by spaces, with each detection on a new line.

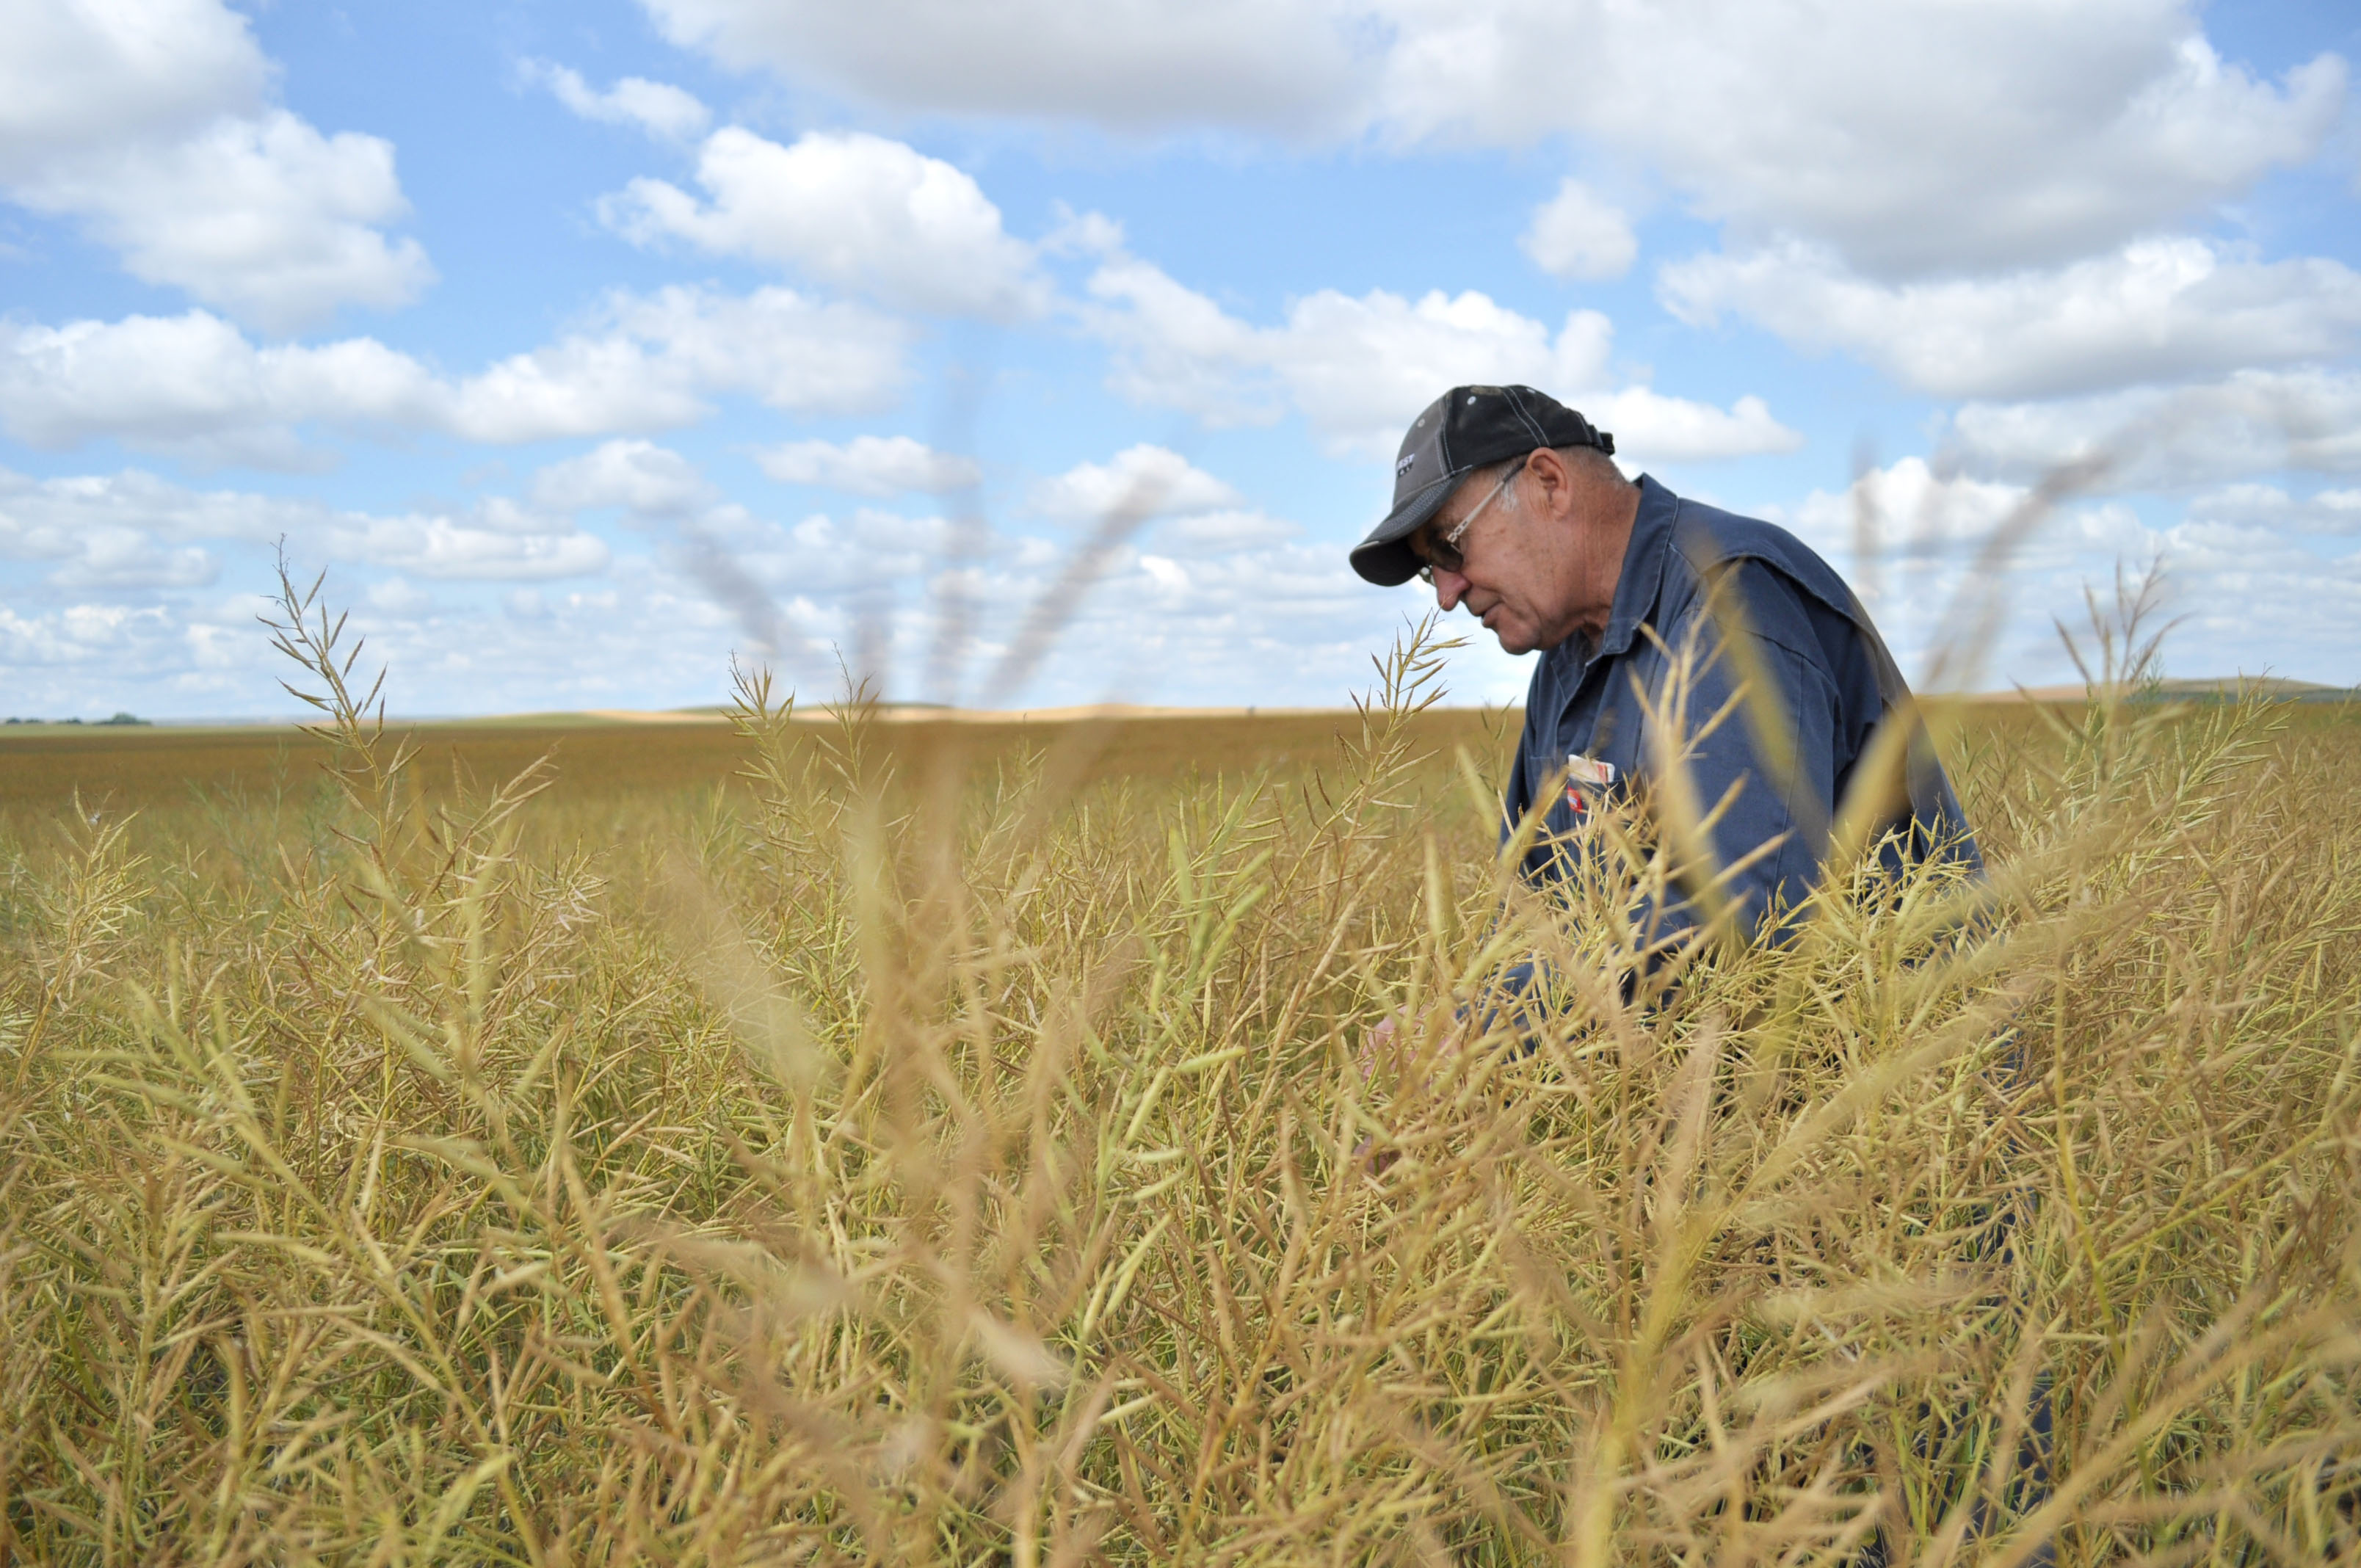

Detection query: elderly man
xmin=1354 ymin=387 xmax=2031 ymax=1560
xmin=1351 ymin=384 xmax=1976 ymax=949
xmin=1369 ymin=385 xmax=2049 ymax=1558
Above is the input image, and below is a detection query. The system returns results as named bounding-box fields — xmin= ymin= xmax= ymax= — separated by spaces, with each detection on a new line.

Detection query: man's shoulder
xmin=1658 ymin=490 xmax=1860 ymax=623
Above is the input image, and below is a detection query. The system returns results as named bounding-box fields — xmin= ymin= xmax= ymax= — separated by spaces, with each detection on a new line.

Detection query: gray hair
xmin=1492 ymin=443 xmax=1631 ymax=512
xmin=1559 ymin=442 xmax=1631 ymax=486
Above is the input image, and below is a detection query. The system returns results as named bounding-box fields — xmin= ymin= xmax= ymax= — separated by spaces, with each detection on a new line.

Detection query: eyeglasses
xmin=1415 ymin=453 xmax=1528 ymax=583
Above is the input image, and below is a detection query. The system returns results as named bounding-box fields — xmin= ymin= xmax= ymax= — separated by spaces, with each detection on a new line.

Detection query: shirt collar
xmin=1589 ymin=473 xmax=1679 ymax=661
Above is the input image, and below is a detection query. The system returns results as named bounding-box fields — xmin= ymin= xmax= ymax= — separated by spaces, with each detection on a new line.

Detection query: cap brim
xmin=1349 ymin=471 xmax=1458 ymax=587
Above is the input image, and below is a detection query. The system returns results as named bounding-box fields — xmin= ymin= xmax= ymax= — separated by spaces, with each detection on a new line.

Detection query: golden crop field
xmin=4 ymin=592 xmax=2361 ymax=1565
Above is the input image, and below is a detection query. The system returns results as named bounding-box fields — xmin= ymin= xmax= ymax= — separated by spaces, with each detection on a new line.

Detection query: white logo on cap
xmin=1395 ymin=453 xmax=1416 ymax=477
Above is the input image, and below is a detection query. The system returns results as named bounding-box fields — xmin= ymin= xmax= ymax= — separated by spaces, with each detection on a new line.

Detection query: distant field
xmin=0 ymin=706 xmax=1520 ymax=813
xmin=7 ymin=697 xmax=2355 ymax=819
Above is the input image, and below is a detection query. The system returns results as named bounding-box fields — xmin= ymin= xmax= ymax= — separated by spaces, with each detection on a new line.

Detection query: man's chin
xmin=1490 ymin=620 xmax=1575 ymax=657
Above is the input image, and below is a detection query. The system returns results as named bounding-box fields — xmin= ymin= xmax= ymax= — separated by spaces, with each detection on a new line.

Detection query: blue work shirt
xmin=1506 ymin=476 xmax=1978 ymax=946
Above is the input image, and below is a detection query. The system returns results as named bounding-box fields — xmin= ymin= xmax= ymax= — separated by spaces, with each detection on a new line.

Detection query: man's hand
xmin=1354 ymin=1005 xmax=1466 ymax=1175
xmin=1357 ymin=1005 xmax=1466 ymax=1085
xmin=1357 ymin=1012 xmax=1401 ymax=1083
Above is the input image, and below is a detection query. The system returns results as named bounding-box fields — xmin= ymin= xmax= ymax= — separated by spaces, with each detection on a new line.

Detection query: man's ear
xmin=1526 ymin=446 xmax=1575 ymax=518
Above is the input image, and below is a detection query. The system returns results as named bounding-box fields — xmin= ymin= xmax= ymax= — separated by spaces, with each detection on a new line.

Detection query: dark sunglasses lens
xmin=1412 ymin=521 xmax=1462 ymax=583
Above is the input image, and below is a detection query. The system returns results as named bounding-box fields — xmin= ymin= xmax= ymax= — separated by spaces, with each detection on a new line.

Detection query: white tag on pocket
xmin=1565 ymin=752 xmax=1617 ymax=819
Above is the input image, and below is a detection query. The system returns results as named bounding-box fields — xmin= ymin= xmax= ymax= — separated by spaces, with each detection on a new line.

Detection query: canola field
xmin=4 ymin=594 xmax=2361 ymax=1565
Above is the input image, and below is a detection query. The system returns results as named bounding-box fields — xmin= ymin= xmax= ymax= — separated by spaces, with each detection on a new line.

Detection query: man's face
xmin=1411 ymin=460 xmax=1589 ymax=655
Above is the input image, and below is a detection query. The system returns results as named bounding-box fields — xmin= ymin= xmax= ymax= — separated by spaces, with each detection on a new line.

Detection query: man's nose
xmin=1432 ymin=567 xmax=1470 ymax=609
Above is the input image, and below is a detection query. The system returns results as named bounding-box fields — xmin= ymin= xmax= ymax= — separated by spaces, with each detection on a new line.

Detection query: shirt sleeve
xmin=1638 ymin=562 xmax=1843 ymax=948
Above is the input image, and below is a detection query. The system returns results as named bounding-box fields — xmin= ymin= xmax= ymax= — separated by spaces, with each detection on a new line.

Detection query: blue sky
xmin=3 ymin=0 xmax=2358 ymax=717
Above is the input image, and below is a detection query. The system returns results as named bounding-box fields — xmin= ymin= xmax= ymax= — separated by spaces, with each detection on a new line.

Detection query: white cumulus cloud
xmin=1031 ymin=446 xmax=1241 ymax=522
xmin=1269 ymin=289 xmax=1620 ymax=457
xmin=755 ymin=435 xmax=982 ymax=496
xmin=0 ymin=601 xmax=180 ymax=672
xmin=1520 ymin=179 xmax=1636 ymax=282
xmin=0 ymin=465 xmax=228 ymax=588
xmin=1661 ymin=237 xmax=2361 ymax=400
xmin=634 ymin=0 xmax=2345 ymax=277
xmin=1584 ymin=389 xmax=1802 ymax=465
xmin=521 ymin=61 xmax=711 ymax=139
xmin=1782 ymin=457 xmax=2059 ymax=563
xmin=602 ymin=128 xmax=1048 ymax=319
xmin=367 ymin=576 xmax=432 ymax=615
xmin=0 ymin=288 xmax=912 ymax=462
xmin=1946 ymin=368 xmax=2361 ymax=490
xmin=0 ymin=462 xmax=612 ymax=591
xmin=3 ymin=464 xmax=304 ymax=548
xmin=1153 ymin=508 xmax=1299 ymax=555
xmin=1084 ymin=253 xmax=1799 ymax=460
xmin=532 ymin=440 xmax=718 ymax=516
xmin=1378 ymin=0 xmax=2343 ymax=277
xmin=0 ymin=311 xmax=438 ymax=466
xmin=1 ymin=0 xmax=432 ymax=332
xmin=327 ymin=515 xmax=612 ymax=581
xmin=2185 ymin=483 xmax=2361 ymax=535
xmin=1765 ymin=457 xmax=2361 ymax=694
xmin=0 ymin=0 xmax=263 ymax=175
xmin=1761 ymin=456 xmax=2185 ymax=691
xmin=447 ymin=286 xmax=910 ymax=441
xmin=12 ymin=111 xmax=435 ymax=335
xmin=635 ymin=0 xmax=1358 ymax=133
xmin=1081 ymin=254 xmax=1278 ymax=427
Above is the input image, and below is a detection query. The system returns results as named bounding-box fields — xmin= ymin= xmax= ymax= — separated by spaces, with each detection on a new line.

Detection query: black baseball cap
xmin=1349 ymin=385 xmax=1615 ymax=587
